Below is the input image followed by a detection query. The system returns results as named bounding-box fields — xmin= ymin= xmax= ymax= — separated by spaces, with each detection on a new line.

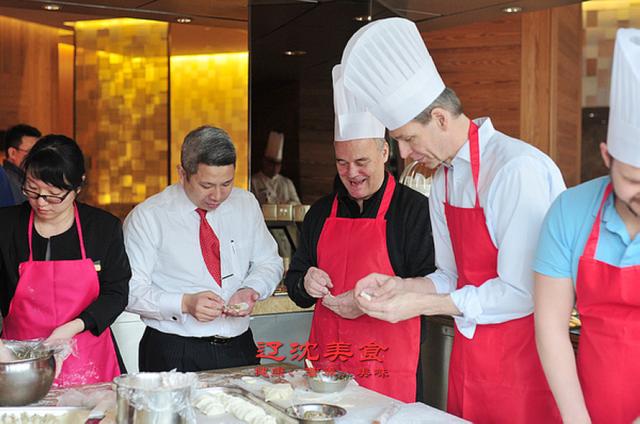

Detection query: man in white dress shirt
xmin=345 ymin=18 xmax=566 ymax=423
xmin=124 ymin=125 xmax=283 ymax=372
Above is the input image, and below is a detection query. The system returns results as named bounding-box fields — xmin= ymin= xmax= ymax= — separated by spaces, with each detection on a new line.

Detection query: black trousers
xmin=139 ymin=327 xmax=260 ymax=372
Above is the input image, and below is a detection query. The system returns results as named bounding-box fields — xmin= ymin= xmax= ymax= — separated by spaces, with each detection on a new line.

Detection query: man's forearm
xmin=419 ymin=293 xmax=460 ymax=316
xmin=537 ymin=327 xmax=590 ymax=423
xmin=404 ymin=276 xmax=437 ymax=294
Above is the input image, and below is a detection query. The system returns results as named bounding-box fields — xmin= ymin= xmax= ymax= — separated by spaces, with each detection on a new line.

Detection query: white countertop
xmin=195 ymin=370 xmax=469 ymax=424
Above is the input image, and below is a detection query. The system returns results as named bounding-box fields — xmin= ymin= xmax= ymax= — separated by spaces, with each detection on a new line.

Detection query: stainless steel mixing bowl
xmin=285 ymin=403 xmax=347 ymax=423
xmin=305 ymin=371 xmax=353 ymax=394
xmin=0 ymin=340 xmax=56 ymax=406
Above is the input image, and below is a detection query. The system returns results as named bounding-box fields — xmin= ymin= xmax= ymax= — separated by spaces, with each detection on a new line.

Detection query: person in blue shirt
xmin=533 ymin=28 xmax=640 ymax=424
xmin=0 ymin=166 xmax=14 ymax=207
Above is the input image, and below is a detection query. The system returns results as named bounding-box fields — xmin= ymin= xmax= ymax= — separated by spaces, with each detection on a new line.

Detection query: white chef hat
xmin=607 ymin=28 xmax=640 ymax=168
xmin=264 ymin=131 xmax=284 ymax=161
xmin=341 ymin=17 xmax=445 ymax=131
xmin=333 ymin=64 xmax=385 ymax=141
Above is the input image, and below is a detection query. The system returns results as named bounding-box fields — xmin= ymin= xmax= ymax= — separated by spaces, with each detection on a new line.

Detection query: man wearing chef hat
xmin=251 ymin=131 xmax=301 ymax=205
xmin=344 ymin=18 xmax=566 ymax=422
xmin=284 ymin=64 xmax=435 ymax=402
xmin=533 ymin=28 xmax=640 ymax=424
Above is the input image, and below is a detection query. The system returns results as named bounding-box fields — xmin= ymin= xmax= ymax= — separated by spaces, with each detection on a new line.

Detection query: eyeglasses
xmin=22 ymin=187 xmax=73 ymax=204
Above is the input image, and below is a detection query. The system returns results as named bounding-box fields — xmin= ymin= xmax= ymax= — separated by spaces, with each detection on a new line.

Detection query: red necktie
xmin=196 ymin=208 xmax=221 ymax=286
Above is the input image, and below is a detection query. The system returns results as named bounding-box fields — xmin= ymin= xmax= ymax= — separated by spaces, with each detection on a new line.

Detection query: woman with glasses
xmin=0 ymin=134 xmax=131 ymax=386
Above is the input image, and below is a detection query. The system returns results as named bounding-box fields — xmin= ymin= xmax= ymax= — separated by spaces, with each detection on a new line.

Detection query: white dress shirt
xmin=123 ymin=184 xmax=283 ymax=337
xmin=428 ymin=118 xmax=566 ymax=339
xmin=251 ymin=172 xmax=301 ymax=205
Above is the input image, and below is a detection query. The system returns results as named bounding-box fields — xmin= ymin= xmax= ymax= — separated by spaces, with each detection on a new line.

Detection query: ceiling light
xmin=176 ymin=17 xmax=192 ymax=24
xmin=42 ymin=4 xmax=61 ymax=11
xmin=502 ymin=6 xmax=522 ymax=13
xmin=283 ymin=50 xmax=306 ymax=56
xmin=354 ymin=15 xmax=372 ymax=22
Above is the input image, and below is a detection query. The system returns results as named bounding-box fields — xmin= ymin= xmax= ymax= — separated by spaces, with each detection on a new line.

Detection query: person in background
xmin=0 ymin=135 xmax=130 ymax=386
xmin=343 ymin=18 xmax=565 ymax=423
xmin=125 ymin=125 xmax=283 ymax=372
xmin=534 ymin=28 xmax=640 ymax=424
xmin=0 ymin=167 xmax=13 ymax=207
xmin=251 ymin=131 xmax=301 ymax=205
xmin=3 ymin=124 xmax=41 ymax=204
xmin=285 ymin=65 xmax=435 ymax=402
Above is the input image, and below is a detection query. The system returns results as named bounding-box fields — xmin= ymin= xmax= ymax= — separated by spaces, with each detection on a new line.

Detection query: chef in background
xmin=534 ymin=28 xmax=640 ymax=424
xmin=344 ymin=18 xmax=565 ymax=423
xmin=285 ymin=64 xmax=435 ymax=402
xmin=251 ymin=131 xmax=301 ymax=205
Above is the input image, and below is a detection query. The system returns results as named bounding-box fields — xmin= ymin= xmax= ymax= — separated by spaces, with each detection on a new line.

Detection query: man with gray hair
xmin=124 ymin=125 xmax=283 ymax=372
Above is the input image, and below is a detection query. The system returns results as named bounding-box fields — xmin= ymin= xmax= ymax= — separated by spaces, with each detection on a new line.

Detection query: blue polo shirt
xmin=534 ymin=176 xmax=640 ymax=284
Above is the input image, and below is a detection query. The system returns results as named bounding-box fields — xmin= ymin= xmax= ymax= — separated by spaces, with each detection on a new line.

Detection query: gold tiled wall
xmin=583 ymin=1 xmax=640 ymax=106
xmin=75 ymin=19 xmax=169 ymax=206
xmin=170 ymin=52 xmax=249 ymax=189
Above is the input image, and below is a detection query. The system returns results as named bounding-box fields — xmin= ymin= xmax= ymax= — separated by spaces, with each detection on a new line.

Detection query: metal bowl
xmin=305 ymin=371 xmax=353 ymax=393
xmin=114 ymin=372 xmax=198 ymax=424
xmin=0 ymin=341 xmax=56 ymax=406
xmin=285 ymin=403 xmax=347 ymax=424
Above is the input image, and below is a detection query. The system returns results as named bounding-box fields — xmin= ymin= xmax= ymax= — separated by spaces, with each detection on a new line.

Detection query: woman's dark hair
xmin=21 ymin=134 xmax=85 ymax=191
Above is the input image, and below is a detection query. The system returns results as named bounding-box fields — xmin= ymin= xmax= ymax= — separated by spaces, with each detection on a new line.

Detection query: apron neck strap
xmin=444 ymin=120 xmax=480 ymax=208
xmin=444 ymin=120 xmax=481 ymax=208
xmin=28 ymin=203 xmax=87 ymax=261
xmin=376 ymin=172 xmax=396 ymax=219
xmin=329 ymin=172 xmax=396 ymax=219
xmin=583 ymin=183 xmax=613 ymax=259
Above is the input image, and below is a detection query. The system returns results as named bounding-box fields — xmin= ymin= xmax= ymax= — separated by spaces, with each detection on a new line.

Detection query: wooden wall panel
xmin=423 ymin=17 xmax=522 ymax=138
xmin=57 ymin=43 xmax=74 ymax=139
xmin=550 ymin=3 xmax=582 ymax=186
xmin=520 ymin=4 xmax=582 ymax=186
xmin=0 ymin=16 xmax=67 ymax=135
xmin=520 ymin=10 xmax=552 ymax=153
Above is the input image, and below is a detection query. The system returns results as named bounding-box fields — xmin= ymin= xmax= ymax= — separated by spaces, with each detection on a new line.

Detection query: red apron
xmin=576 ymin=183 xmax=640 ymax=424
xmin=308 ymin=175 xmax=420 ymax=402
xmin=3 ymin=204 xmax=120 ymax=387
xmin=445 ymin=122 xmax=560 ymax=423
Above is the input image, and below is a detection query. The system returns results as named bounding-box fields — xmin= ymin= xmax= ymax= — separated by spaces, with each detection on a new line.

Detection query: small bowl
xmin=285 ymin=403 xmax=347 ymax=423
xmin=305 ymin=371 xmax=353 ymax=393
xmin=0 ymin=340 xmax=56 ymax=406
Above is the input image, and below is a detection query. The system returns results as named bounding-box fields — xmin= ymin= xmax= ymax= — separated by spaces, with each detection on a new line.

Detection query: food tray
xmin=0 ymin=406 xmax=90 ymax=423
xmin=196 ymin=386 xmax=297 ymax=424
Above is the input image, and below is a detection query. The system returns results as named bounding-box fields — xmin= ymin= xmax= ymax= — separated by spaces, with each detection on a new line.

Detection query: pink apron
xmin=576 ymin=183 xmax=640 ymax=423
xmin=445 ymin=122 xmax=560 ymax=423
xmin=309 ymin=175 xmax=421 ymax=402
xmin=3 ymin=204 xmax=120 ymax=387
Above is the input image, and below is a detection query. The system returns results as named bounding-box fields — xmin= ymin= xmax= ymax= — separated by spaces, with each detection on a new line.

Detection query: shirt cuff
xmin=428 ymin=272 xmax=454 ymax=294
xmin=297 ymin=276 xmax=316 ymax=304
xmin=159 ymin=292 xmax=186 ymax=324
xmin=450 ymin=285 xmax=483 ymax=338
xmin=453 ymin=315 xmax=477 ymax=339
